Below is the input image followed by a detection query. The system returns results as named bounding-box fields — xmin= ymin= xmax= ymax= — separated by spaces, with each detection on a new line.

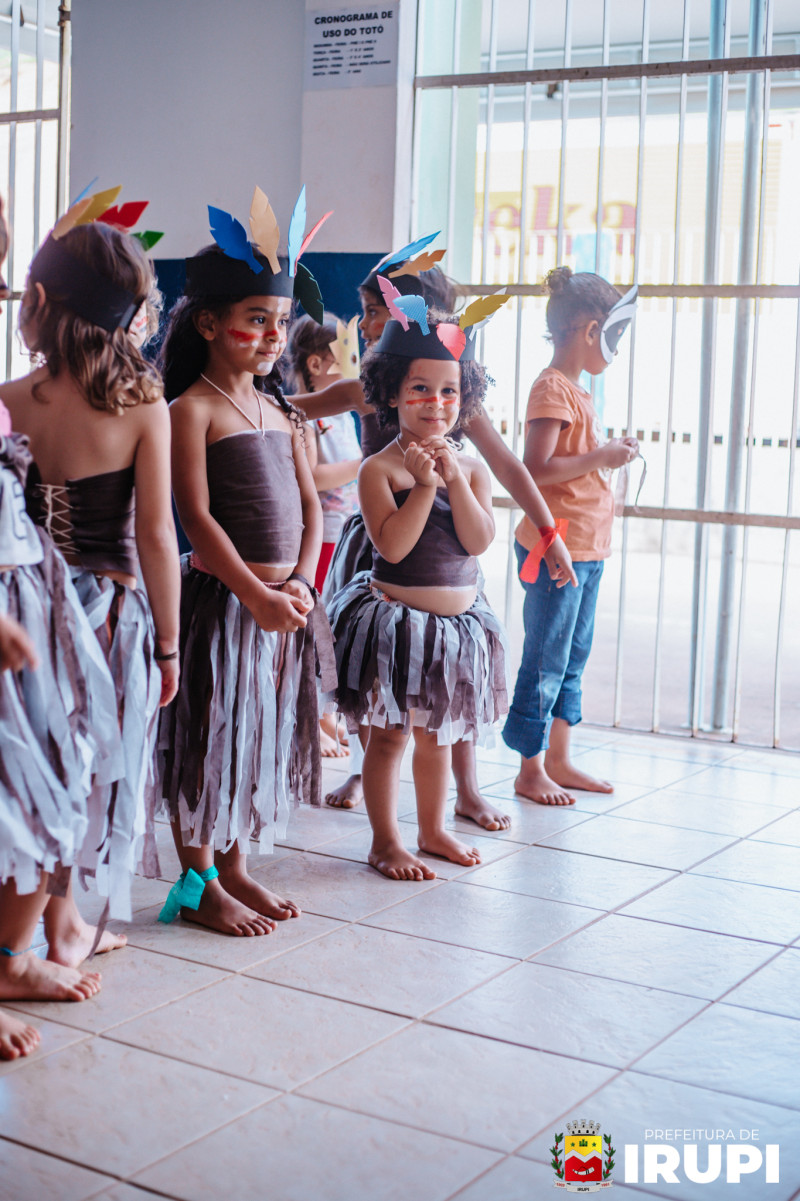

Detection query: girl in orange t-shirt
xmin=504 ymin=267 xmax=638 ymax=805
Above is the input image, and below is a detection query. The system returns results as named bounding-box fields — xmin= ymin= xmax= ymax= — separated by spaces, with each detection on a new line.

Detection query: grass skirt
xmin=72 ymin=570 xmax=161 ymax=920
xmin=328 ymin=572 xmax=508 ymax=746
xmin=157 ymin=559 xmax=336 ymax=854
xmin=321 ymin=512 xmax=371 ymax=607
xmin=0 ymin=537 xmax=123 ymax=896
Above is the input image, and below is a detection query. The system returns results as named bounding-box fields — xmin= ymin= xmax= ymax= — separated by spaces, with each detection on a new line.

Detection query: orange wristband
xmin=520 ymin=518 xmax=569 ymax=583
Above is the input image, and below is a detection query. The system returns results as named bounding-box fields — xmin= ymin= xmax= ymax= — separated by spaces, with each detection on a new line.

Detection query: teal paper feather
xmin=287 ymin=185 xmax=306 ymax=277
xmin=394 ymin=294 xmax=430 ymax=335
xmin=208 ymin=205 xmax=262 ymax=274
xmin=379 ymin=231 xmax=440 ymax=272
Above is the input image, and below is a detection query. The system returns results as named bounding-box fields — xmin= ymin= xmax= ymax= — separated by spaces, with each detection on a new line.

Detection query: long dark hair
xmin=158 ymin=245 xmax=303 ymax=427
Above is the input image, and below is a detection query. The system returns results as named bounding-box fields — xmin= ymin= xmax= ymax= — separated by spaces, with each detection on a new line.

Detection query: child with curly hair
xmin=329 ymin=315 xmax=507 ymax=880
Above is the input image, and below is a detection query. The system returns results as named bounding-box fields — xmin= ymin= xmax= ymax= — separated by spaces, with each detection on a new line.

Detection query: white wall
xmin=70 ymin=0 xmax=416 ymax=259
xmin=71 ymin=0 xmax=306 ymax=259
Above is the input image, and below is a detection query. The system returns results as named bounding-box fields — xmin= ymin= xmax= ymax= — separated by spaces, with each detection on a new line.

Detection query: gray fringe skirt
xmin=0 ymin=538 xmax=123 ymax=896
xmin=157 ymin=559 xmax=337 ymax=855
xmin=321 ymin=512 xmax=371 ymax=607
xmin=72 ymin=570 xmax=162 ymax=919
xmin=328 ymin=572 xmax=509 ymax=745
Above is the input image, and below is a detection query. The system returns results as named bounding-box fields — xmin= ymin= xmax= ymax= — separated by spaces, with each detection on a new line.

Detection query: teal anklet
xmin=0 ymin=944 xmax=34 ymax=957
xmin=158 ymin=866 xmax=219 ymax=924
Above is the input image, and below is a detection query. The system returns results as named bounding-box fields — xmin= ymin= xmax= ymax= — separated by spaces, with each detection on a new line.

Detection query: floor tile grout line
xmin=606 ymin=909 xmax=795 ymax=948
xmin=626 ymin=1061 xmax=800 ymax=1112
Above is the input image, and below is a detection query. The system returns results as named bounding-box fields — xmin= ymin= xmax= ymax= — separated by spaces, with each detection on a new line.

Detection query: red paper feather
xmin=97 ymin=201 xmax=149 ymax=230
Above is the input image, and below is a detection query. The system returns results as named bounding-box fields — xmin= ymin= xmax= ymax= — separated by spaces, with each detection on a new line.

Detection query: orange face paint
xmin=405 ymin=396 xmax=458 ymax=406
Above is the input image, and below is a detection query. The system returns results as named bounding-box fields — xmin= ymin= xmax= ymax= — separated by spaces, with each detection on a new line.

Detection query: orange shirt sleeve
xmin=525 ymin=372 xmax=577 ymax=427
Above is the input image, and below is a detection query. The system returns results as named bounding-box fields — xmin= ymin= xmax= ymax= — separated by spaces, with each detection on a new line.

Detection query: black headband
xmin=29 ymin=235 xmax=140 ymax=333
xmin=184 ymin=251 xmax=323 ymax=322
xmin=375 ymin=318 xmax=476 ymax=361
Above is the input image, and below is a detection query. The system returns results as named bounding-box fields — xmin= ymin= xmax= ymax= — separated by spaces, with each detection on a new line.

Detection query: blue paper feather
xmin=287 ymin=185 xmax=306 ymax=277
xmin=70 ymin=176 xmax=99 ymax=207
xmin=208 ymin=205 xmax=262 ymax=274
xmin=378 ymin=231 xmax=440 ymax=273
xmin=394 ymin=294 xmax=430 ymax=336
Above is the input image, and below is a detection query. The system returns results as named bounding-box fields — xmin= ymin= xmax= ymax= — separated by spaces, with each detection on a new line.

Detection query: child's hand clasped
xmin=421 ymin=435 xmax=463 ymax=484
xmin=250 ymin=585 xmax=309 ymax=633
xmin=403 ymin=441 xmax=439 ymax=488
xmin=281 ymin=578 xmax=315 ymax=612
xmin=602 ymin=437 xmax=639 ymax=469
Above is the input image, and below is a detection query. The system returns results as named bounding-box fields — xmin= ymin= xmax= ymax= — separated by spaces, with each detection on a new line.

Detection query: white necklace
xmin=200 ymin=373 xmax=264 ymax=433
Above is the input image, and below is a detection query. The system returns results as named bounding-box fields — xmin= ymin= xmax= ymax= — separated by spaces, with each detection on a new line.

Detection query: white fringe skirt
xmin=157 ymin=559 xmax=337 ymax=855
xmin=0 ymin=538 xmax=123 ymax=896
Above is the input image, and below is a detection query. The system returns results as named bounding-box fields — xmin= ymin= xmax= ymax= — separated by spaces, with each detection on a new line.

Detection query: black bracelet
xmin=287 ymin=571 xmax=314 ymax=592
xmin=154 ymin=649 xmax=179 ymax=661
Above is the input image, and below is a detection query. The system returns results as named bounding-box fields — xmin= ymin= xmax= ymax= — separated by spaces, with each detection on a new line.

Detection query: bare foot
xmin=46 ymin=915 xmax=127 ymax=969
xmin=325 ymin=772 xmax=363 ymax=809
xmin=418 ymin=830 xmax=482 ymax=867
xmin=320 ymin=728 xmax=348 ymax=758
xmin=0 ymin=1009 xmax=40 ymax=1059
xmin=368 ymin=839 xmax=437 ymax=881
xmin=179 ymin=877 xmax=277 ymax=936
xmin=217 ymin=868 xmax=300 ymax=922
xmin=454 ymin=787 xmax=511 ymax=831
xmin=514 ymin=764 xmax=575 ymax=806
xmin=545 ymin=756 xmax=613 ymax=794
xmin=320 ymin=711 xmax=348 ymax=747
xmin=0 ymin=952 xmax=102 ymax=1002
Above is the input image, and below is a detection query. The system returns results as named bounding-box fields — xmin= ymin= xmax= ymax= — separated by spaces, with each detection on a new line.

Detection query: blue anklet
xmin=158 ymin=866 xmax=219 ymax=924
xmin=0 ymin=944 xmax=34 ymax=957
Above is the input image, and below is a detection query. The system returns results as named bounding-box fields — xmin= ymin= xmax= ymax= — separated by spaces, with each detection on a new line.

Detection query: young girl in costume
xmin=329 ymin=313 xmax=507 ymax=880
xmin=156 ymin=217 xmax=337 ymax=937
xmin=285 ymin=313 xmax=361 ymax=756
xmin=2 ymin=216 xmax=181 ymax=956
xmin=324 ymin=245 xmax=577 ymax=826
xmin=0 ymin=393 xmax=125 ymax=1053
xmin=504 ymin=267 xmax=638 ymax=804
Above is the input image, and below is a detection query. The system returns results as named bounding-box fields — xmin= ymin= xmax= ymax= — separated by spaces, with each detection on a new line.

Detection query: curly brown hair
xmin=26 ymin=223 xmax=162 ymax=413
xmin=361 ymin=320 xmax=489 ymax=433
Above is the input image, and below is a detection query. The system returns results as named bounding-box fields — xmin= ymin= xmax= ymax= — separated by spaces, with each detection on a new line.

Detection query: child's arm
xmin=306 ymin=423 xmax=362 ymax=493
xmin=170 ymin=398 xmax=307 ymax=632
xmin=460 ymin=409 xmax=577 ymax=586
xmin=283 ymin=423 xmax=323 ymax=609
xmin=294 ymin=378 xmax=368 ymax=421
xmin=526 ymin=417 xmax=637 ymax=484
xmin=359 ymin=448 xmax=437 ymax=563
xmin=133 ymin=399 xmax=182 ymax=705
xmin=427 ymin=439 xmax=494 ymax=556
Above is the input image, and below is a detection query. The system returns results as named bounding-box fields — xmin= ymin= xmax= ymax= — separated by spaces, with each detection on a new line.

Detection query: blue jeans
xmin=502 ymin=541 xmax=605 ymax=759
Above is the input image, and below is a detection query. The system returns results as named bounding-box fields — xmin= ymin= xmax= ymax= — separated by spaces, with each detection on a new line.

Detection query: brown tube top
xmin=206 ymin=430 xmax=302 ymax=565
xmin=372 ymin=488 xmax=478 ymax=589
xmin=26 ymin=462 xmax=138 ymax=577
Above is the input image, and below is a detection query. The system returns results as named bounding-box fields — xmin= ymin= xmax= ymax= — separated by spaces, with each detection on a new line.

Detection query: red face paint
xmin=406 ymin=396 xmax=458 ymax=406
xmin=226 ymin=327 xmax=263 ymax=345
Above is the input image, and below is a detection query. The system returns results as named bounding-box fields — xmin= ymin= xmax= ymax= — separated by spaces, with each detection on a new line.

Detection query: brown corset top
xmin=26 ymin=462 xmax=137 ymax=577
xmin=372 ymin=488 xmax=478 ymax=590
xmin=205 ymin=429 xmax=303 ymax=565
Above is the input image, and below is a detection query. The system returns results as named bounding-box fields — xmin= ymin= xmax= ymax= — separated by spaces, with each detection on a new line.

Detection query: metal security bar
xmin=412 ymin=0 xmax=800 ymax=749
xmin=0 ymin=0 xmax=70 ymax=379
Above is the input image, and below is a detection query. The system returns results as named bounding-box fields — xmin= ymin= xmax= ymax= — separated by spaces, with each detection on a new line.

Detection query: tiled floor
xmin=3 ymin=726 xmax=800 ymax=1201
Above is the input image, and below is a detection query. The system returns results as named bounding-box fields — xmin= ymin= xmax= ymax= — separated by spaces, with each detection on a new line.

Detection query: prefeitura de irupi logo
xmin=552 ymin=1119 xmax=615 ymax=1192
xmin=551 ymin=1118 xmax=781 ymax=1190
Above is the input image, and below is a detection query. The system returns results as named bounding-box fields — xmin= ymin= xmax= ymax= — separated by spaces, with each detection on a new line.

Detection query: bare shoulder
xmin=459 ymin=453 xmax=490 ymax=485
xmin=169 ymin=388 xmax=212 ymax=432
xmin=0 ymin=371 xmax=39 ymax=417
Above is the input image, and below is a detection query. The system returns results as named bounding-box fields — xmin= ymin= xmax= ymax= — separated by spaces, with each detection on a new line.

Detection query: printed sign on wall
xmin=304 ymin=4 xmax=399 ymax=90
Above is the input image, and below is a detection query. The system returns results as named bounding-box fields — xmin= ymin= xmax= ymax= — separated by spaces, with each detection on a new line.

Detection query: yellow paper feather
xmin=328 ymin=316 xmax=361 ymax=380
xmin=249 ymin=186 xmax=281 ymax=274
xmin=73 ymin=186 xmax=123 ymax=226
xmin=51 ymin=197 xmax=93 ymax=240
xmin=388 ymin=248 xmax=446 ymax=279
xmin=458 ymin=293 xmax=511 ymax=330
